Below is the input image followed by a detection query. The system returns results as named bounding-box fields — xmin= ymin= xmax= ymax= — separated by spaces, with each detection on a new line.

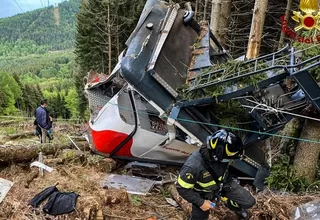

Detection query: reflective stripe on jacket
xmin=176 ymin=150 xmax=229 ymax=207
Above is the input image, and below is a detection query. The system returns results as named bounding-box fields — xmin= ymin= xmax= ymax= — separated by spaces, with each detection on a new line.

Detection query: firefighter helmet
xmin=206 ymin=129 xmax=244 ymax=161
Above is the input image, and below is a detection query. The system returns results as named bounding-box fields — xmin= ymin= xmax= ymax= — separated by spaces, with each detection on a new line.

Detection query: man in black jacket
xmin=176 ymin=129 xmax=256 ymax=220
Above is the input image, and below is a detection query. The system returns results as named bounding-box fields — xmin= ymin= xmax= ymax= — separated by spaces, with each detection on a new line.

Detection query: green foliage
xmin=65 ymin=87 xmax=80 ymax=119
xmin=266 ymin=155 xmax=310 ymax=192
xmin=0 ymin=51 xmax=75 ymax=78
xmin=0 ymin=51 xmax=76 ymax=118
xmin=0 ymin=72 xmax=22 ymax=115
xmin=18 ymin=83 xmax=44 ymax=117
xmin=0 ymin=0 xmax=82 ymax=119
xmin=129 ymin=195 xmax=143 ymax=206
xmin=0 ymin=126 xmax=18 ymax=135
xmin=161 ymin=188 xmax=171 ymax=198
xmin=178 ymin=58 xmax=279 ymax=101
xmin=74 ymin=0 xmax=146 ymax=117
xmin=0 ymin=0 xmax=81 ymax=56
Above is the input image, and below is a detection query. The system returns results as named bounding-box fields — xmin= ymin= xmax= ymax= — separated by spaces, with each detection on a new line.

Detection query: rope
xmin=0 ymin=115 xmax=80 ymax=121
xmin=12 ymin=0 xmax=24 ymax=13
xmin=24 ymin=0 xmax=32 ymax=10
xmin=4 ymin=93 xmax=319 ymax=145
xmin=88 ymin=99 xmax=320 ymax=145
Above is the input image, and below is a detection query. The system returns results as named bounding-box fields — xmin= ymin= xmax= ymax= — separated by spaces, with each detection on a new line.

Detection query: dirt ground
xmin=0 ymin=119 xmax=319 ymax=220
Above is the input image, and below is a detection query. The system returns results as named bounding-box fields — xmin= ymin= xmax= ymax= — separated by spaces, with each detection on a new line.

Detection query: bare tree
xmin=210 ymin=0 xmax=222 ymax=40
xmin=107 ymin=0 xmax=112 ymax=74
xmin=278 ymin=0 xmax=293 ymax=49
xmin=203 ymin=0 xmax=208 ymax=20
xmin=195 ymin=0 xmax=199 ymax=17
xmin=210 ymin=0 xmax=231 ymax=48
xmin=246 ymin=0 xmax=269 ymax=59
xmin=293 ymin=119 xmax=320 ymax=183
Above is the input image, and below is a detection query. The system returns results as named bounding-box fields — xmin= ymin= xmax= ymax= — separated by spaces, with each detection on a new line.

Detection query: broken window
xmin=133 ymin=91 xmax=168 ymax=135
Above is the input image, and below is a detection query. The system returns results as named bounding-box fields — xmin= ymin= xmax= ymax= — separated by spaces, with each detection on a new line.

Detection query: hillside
xmin=0 ymin=0 xmax=80 ymax=57
xmin=0 ymin=0 xmax=81 ymax=119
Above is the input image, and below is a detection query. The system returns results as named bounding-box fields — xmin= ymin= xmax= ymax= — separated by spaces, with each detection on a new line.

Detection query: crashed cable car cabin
xmin=84 ymin=0 xmax=320 ymax=182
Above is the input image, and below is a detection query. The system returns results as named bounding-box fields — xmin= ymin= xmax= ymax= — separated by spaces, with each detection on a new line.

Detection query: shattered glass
xmin=294 ymin=201 xmax=320 ymax=220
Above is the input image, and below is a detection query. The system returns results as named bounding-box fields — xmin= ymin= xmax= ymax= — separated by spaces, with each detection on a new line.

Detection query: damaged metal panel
xmin=151 ymin=8 xmax=199 ymax=97
xmin=102 ymin=174 xmax=156 ymax=195
xmin=189 ymin=26 xmax=212 ymax=71
xmin=0 ymin=178 xmax=14 ymax=204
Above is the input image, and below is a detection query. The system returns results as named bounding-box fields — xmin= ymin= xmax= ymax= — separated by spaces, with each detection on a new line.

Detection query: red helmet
xmin=206 ymin=129 xmax=244 ymax=161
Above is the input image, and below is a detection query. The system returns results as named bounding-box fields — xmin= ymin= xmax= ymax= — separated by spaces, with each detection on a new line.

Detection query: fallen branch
xmin=0 ymin=141 xmax=91 ymax=163
xmin=0 ymin=120 xmax=16 ymax=126
xmin=5 ymin=128 xmax=79 ymax=140
xmin=24 ymin=168 xmax=39 ymax=188
xmin=167 ymin=184 xmax=192 ymax=215
xmin=43 ymin=158 xmax=64 ymax=166
xmin=7 ymin=131 xmax=34 ymax=140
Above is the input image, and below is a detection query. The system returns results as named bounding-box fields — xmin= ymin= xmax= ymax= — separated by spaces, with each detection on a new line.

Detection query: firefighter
xmin=176 ymin=129 xmax=256 ymax=220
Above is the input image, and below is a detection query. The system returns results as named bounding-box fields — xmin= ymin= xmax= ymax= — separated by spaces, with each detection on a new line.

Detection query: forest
xmin=73 ymin=0 xmax=320 ymax=194
xmin=0 ymin=0 xmax=80 ymax=119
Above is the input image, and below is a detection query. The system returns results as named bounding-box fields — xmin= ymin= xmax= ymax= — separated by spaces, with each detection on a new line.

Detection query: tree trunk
xmin=195 ymin=0 xmax=199 ymax=18
xmin=107 ymin=1 xmax=112 ymax=74
xmin=25 ymin=168 xmax=39 ymax=188
xmin=203 ymin=0 xmax=208 ymax=21
xmin=278 ymin=118 xmax=303 ymax=162
xmin=246 ymin=0 xmax=268 ymax=59
xmin=168 ymin=184 xmax=192 ymax=215
xmin=293 ymin=119 xmax=320 ymax=183
xmin=0 ymin=142 xmax=90 ymax=164
xmin=115 ymin=0 xmax=120 ymax=57
xmin=6 ymin=131 xmax=34 ymax=140
xmin=210 ymin=0 xmax=222 ymax=41
xmin=0 ymin=120 xmax=16 ymax=126
xmin=210 ymin=0 xmax=231 ymax=48
xmin=116 ymin=11 xmax=120 ymax=56
xmin=278 ymin=0 xmax=292 ymax=49
xmin=219 ymin=0 xmax=231 ymax=48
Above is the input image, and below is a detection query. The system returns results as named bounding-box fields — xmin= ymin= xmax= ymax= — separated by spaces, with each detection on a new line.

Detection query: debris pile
xmin=0 ymin=119 xmax=319 ymax=220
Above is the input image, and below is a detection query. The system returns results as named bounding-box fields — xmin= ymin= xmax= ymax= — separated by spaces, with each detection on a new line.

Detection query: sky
xmin=0 ymin=0 xmax=65 ymax=18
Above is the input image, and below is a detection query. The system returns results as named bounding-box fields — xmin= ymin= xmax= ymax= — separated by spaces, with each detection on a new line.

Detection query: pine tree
xmin=74 ymin=0 xmax=95 ymax=118
xmin=74 ymin=0 xmax=145 ymax=118
xmin=12 ymin=73 xmax=24 ymax=111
